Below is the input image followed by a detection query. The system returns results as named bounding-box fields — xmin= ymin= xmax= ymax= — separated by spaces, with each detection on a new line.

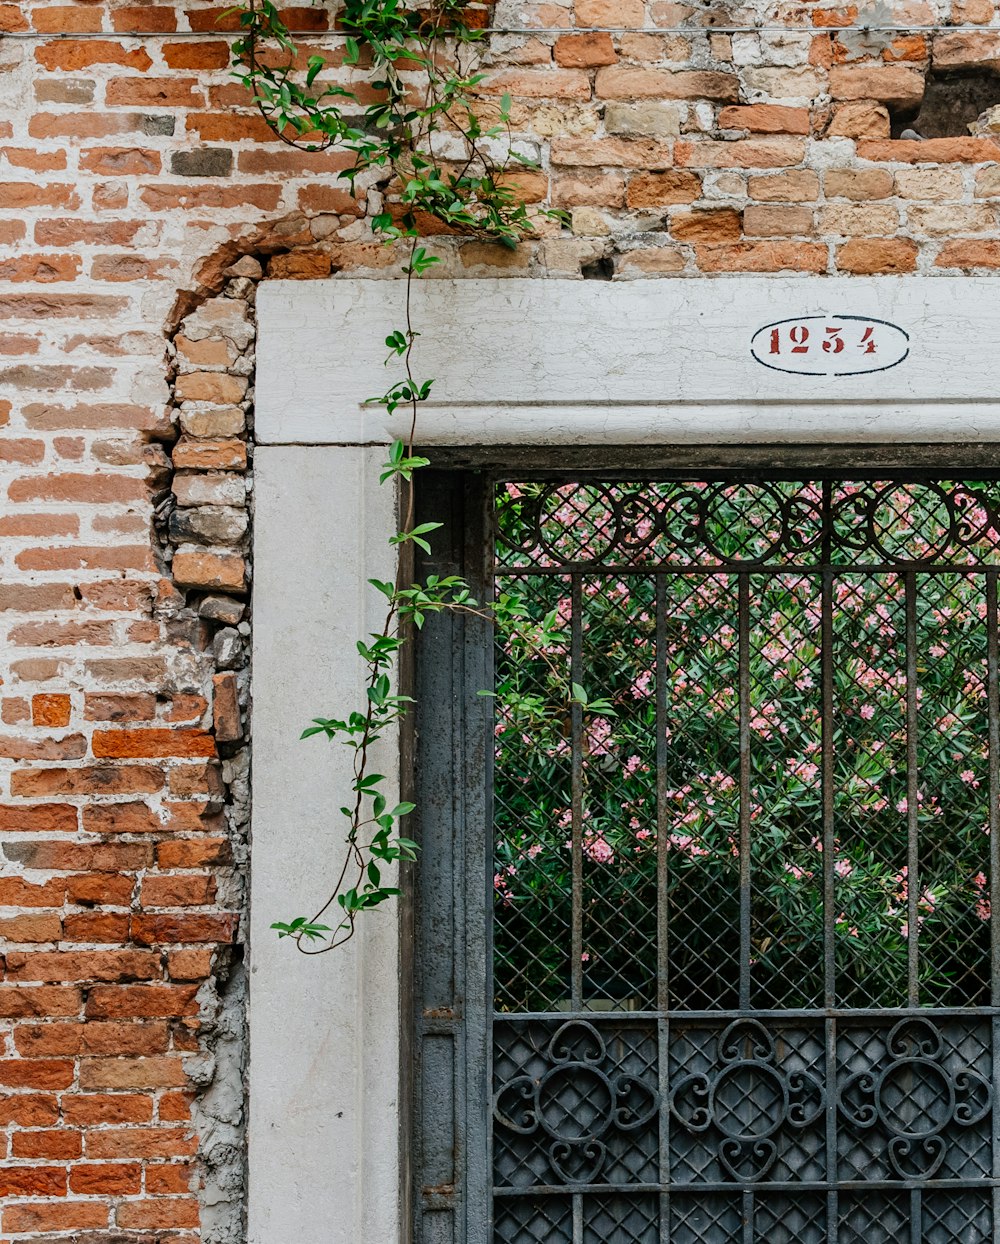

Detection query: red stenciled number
xmin=823 ymin=327 xmax=844 ymax=354
xmin=769 ymin=327 xmax=781 ymax=354
xmin=789 ymin=325 xmax=810 ymax=353
xmin=859 ymin=325 xmax=877 ymax=354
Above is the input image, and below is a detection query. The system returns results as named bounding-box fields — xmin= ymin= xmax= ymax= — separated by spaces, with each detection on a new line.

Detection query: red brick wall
xmin=3 ymin=1 xmax=1000 ymax=1237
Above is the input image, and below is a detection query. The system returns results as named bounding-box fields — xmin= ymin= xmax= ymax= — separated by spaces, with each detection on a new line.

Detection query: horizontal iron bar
xmin=496 ymin=563 xmax=995 ymax=575
xmin=494 ymin=1180 xmax=1000 ymax=1196
xmin=494 ymin=1007 xmax=1000 ymax=1020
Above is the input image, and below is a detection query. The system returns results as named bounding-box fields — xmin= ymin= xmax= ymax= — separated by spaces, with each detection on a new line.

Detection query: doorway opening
xmin=411 ymin=469 xmax=1000 ymax=1244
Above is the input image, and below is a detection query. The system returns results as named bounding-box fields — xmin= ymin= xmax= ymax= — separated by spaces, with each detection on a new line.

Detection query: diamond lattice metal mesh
xmin=490 ymin=478 xmax=1000 ymax=1244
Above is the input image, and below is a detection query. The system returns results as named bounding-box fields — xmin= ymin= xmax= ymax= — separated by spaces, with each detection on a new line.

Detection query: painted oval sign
xmin=750 ymin=314 xmax=909 ymax=377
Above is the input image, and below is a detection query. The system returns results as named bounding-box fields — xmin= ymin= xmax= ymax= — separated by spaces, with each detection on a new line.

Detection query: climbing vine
xmin=229 ymin=0 xmax=566 ymax=951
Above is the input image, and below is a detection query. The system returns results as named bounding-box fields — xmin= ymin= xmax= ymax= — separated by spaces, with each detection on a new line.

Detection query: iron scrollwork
xmin=669 ymin=1019 xmax=825 ymax=1182
xmin=493 ymin=1021 xmax=660 ymax=1186
xmin=837 ymin=1017 xmax=992 ymax=1180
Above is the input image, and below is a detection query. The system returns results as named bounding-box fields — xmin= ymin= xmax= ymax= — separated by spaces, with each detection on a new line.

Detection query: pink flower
xmin=582 ymin=833 xmax=614 ymax=865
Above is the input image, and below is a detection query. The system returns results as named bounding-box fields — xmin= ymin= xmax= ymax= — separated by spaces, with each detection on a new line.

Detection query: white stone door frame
xmin=249 ymin=276 xmax=1000 ymax=1242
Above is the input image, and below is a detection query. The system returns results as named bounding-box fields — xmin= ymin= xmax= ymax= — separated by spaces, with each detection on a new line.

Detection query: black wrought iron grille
xmin=490 ymin=478 xmax=1000 ymax=1244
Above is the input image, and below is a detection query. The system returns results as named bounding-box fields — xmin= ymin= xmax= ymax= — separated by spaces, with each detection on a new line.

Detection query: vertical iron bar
xmin=905 ymin=570 xmax=920 ymax=1007
xmin=909 ymin=1188 xmax=921 ymax=1244
xmin=738 ymin=572 xmax=752 ymax=1011
xmin=987 ymin=570 xmax=999 ymax=1010
xmin=656 ymin=573 xmax=670 ymax=1015
xmin=821 ymin=483 xmax=836 ymax=1011
xmin=571 ymin=574 xmax=584 ymax=1012
xmin=742 ymin=1189 xmax=753 ymax=1244
xmin=821 ymin=485 xmax=839 ymax=1244
xmin=656 ymin=574 xmax=670 ymax=1242
xmin=573 ymin=1191 xmax=583 ymax=1244
xmin=986 ymin=570 xmax=1000 ymax=1239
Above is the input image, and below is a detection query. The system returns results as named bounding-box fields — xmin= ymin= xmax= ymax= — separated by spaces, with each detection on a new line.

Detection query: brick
xmin=212 ymin=671 xmax=241 ymax=743
xmin=858 ymin=137 xmax=1000 ymax=163
xmin=901 ymin=168 xmax=966 ymax=199
xmin=0 ymin=3 xmax=28 ymax=29
xmin=0 ymin=913 xmax=61 ymax=942
xmin=30 ymin=694 xmax=71 ymax=728
xmin=836 ymin=238 xmax=919 ymax=273
xmin=70 ymin=1163 xmax=142 ymax=1195
xmin=743 ymin=205 xmax=815 ymax=236
xmin=577 ymin=0 xmax=643 ymax=21
xmin=0 ymin=1060 xmax=75 ymax=1090
xmin=828 ymin=64 xmax=925 ymax=107
xmin=61 ymin=912 xmax=131 ymax=941
xmin=167 ymin=948 xmax=214 ymax=980
xmin=908 ymin=203 xmax=995 ymax=234
xmin=171 ymin=550 xmax=246 ymax=592
xmin=117 ymin=1198 xmax=200 ymax=1229
xmin=105 ymin=76 xmax=203 ymax=107
xmin=186 ymin=111 xmax=276 ymax=142
xmin=86 ymin=984 xmax=199 ymax=1018
xmin=157 ymin=838 xmax=230 ymax=869
xmin=146 ymin=1162 xmax=196 ymax=1193
xmin=171 ymin=436 xmax=248 ymax=468
xmin=163 ymin=39 xmax=230 ymax=69
xmin=92 ymin=729 xmax=216 ymax=760
xmin=696 ymin=242 xmax=828 ymax=273
xmin=676 ymin=138 xmax=806 ymax=169
xmin=0 ymin=803 xmax=77 ymax=832
xmin=550 ymin=137 xmax=673 ymax=168
xmin=5 ymin=950 xmax=160 ymax=982
xmin=818 ymin=203 xmax=900 ymax=235
xmin=66 ymin=873 xmax=135 ymax=906
xmin=62 ymin=1095 xmax=152 ymax=1125
xmin=0 ymin=182 xmax=80 ymax=210
xmin=748 ymin=170 xmax=820 ymax=201
xmin=935 ymin=240 xmax=1000 ymax=268
xmin=0 ymin=988 xmax=81 ymax=1019
xmin=479 ymin=70 xmax=591 ymax=100
xmin=140 ymin=183 xmax=283 ymax=210
xmin=159 ymin=1090 xmax=193 ymax=1121
xmin=130 ymin=912 xmax=237 ymax=945
xmin=670 ymin=209 xmax=742 ymax=242
xmin=297 ymin=184 xmax=364 ymax=214
xmin=12 ymin=1130 xmax=82 ymax=1160
xmin=0 ymin=1167 xmax=68 ymax=1197
xmin=2 ymin=1202 xmax=109 ymax=1232
xmin=625 ymin=170 xmax=701 ymax=207
xmin=81 ymin=801 xmax=161 ymax=833
xmin=5 ymin=841 xmax=152 ymax=873
xmin=554 ymin=32 xmax=617 ymax=67
xmin=267 ymin=250 xmax=335 ymax=279
xmin=604 ymin=102 xmax=681 ymax=139
xmin=84 ymin=693 xmax=156 ymax=722
xmin=0 ymin=879 xmax=65 ymax=908
xmin=171 ymin=147 xmax=234 ymax=177
xmin=824 ymin=168 xmax=894 ymax=199
xmin=35 ymin=40 xmax=152 ymax=71
xmin=932 ymin=30 xmax=1000 ymax=69
xmin=828 ymin=101 xmax=891 ymax=138
xmin=11 ymin=766 xmax=164 ymax=798
xmin=0 ymin=1094 xmax=59 ymax=1127
xmin=2 ymin=148 xmax=68 ymax=172
xmin=718 ymin=105 xmax=810 ymax=134
xmin=141 ymin=875 xmax=217 ymax=908
xmin=78 ymin=147 xmax=161 ymax=176
xmin=79 ymin=1057 xmax=187 ymax=1091
xmin=85 ymin=1125 xmax=198 ymax=1159
xmin=596 ymin=67 xmax=740 ymax=101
